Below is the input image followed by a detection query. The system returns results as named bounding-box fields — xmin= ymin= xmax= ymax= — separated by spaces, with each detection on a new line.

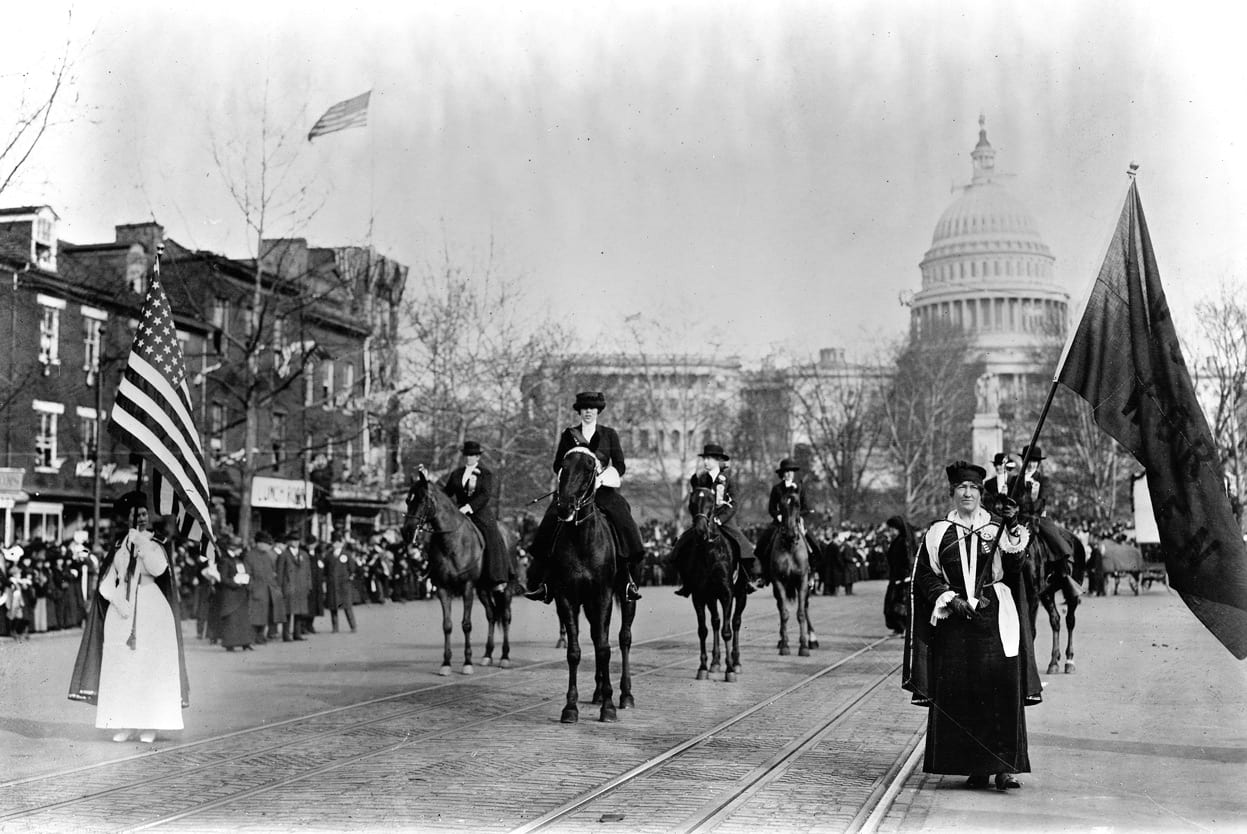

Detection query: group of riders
xmin=441 ymin=389 xmax=1081 ymax=614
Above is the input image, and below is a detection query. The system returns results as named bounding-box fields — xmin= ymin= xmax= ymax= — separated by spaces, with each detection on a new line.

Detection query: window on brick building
xmin=82 ymin=317 xmax=103 ymax=383
xmin=321 ymin=360 xmax=335 ymax=410
xmin=272 ymin=412 xmax=287 ymax=468
xmin=209 ymin=403 xmax=225 ymax=453
xmin=38 ymin=299 xmax=62 ymax=367
xmin=78 ymin=407 xmax=98 ymax=461
xmin=33 ymin=401 xmax=62 ymax=469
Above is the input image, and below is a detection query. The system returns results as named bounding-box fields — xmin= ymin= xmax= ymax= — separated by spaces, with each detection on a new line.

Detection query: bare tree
xmin=207 ymin=85 xmax=328 ymax=542
xmin=395 ymin=238 xmax=573 ymax=515
xmin=1192 ymin=281 xmax=1247 ymax=527
xmin=0 ymin=10 xmax=82 ymax=196
xmin=879 ymin=327 xmax=982 ymax=520
xmin=784 ymin=349 xmax=887 ymax=521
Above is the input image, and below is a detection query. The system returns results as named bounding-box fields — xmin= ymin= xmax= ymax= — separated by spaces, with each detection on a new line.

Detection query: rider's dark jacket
xmin=767 ymin=481 xmax=810 ymax=523
xmin=543 ymin=423 xmax=645 ymax=562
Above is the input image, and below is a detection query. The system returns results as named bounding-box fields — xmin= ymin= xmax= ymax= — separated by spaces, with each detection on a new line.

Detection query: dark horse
xmin=547 ymin=446 xmax=637 ymax=723
xmin=479 ymin=523 xmax=518 ymax=668
xmin=769 ymin=490 xmax=818 ymax=656
xmin=684 ymin=486 xmax=747 ymax=682
xmin=402 ymin=466 xmax=509 ymax=675
xmin=1022 ymin=517 xmax=1086 ymax=674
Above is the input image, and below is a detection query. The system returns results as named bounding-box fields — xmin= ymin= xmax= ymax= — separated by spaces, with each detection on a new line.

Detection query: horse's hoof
xmin=709 ymin=663 xmax=722 ymax=673
xmin=462 ymin=664 xmax=474 ymax=675
xmin=1046 ymin=662 xmax=1060 ymax=675
xmin=600 ymin=703 xmax=618 ymax=722
xmin=809 ymin=639 xmax=820 ymax=649
xmin=560 ymin=707 xmax=578 ymax=724
xmin=696 ymin=669 xmax=709 ymax=681
xmin=798 ymin=646 xmax=810 ymax=657
xmin=438 ymin=666 xmax=452 ymax=677
xmin=725 ymin=671 xmax=738 ymax=683
xmin=779 ymin=646 xmax=791 ymax=656
xmin=480 ymin=657 xmax=493 ymax=667
xmin=500 ymin=658 xmax=511 ymax=669
xmin=619 ymin=694 xmax=634 ymax=709
xmin=732 ymin=663 xmax=742 ymax=673
xmin=1065 ymin=661 xmax=1076 ymax=674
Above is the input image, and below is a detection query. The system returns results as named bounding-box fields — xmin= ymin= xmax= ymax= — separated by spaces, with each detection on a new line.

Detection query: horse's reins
xmin=690 ymin=487 xmax=721 ymax=540
xmin=557 ymin=446 xmax=600 ymax=526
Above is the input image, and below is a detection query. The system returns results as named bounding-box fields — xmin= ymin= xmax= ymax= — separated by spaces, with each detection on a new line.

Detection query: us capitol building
xmin=909 ymin=116 xmax=1070 ymax=465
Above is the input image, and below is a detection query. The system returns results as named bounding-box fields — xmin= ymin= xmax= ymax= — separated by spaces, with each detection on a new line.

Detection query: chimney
xmin=261 ymin=238 xmax=309 ymax=280
xmin=115 ymin=222 xmax=164 ymax=256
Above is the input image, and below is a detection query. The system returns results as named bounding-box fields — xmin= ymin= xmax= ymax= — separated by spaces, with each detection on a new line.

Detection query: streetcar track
xmin=7 ymin=610 xmax=862 ymax=828
xmin=511 ymin=636 xmax=896 ymax=834
xmin=0 ymin=607 xmax=777 ymax=793
xmin=136 ymin=633 xmax=895 ymax=834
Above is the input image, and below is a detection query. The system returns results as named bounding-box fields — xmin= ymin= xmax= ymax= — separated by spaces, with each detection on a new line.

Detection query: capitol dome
xmin=910 ymin=117 xmax=1068 ymax=381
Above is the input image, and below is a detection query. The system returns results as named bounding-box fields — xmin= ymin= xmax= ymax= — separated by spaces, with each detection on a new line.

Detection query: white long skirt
xmin=95 ymin=583 xmax=183 ymax=730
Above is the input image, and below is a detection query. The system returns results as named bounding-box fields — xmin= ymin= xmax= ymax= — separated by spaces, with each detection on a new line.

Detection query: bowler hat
xmin=945 ymin=460 xmax=987 ymax=487
xmin=992 ymin=452 xmax=1008 ymax=467
xmin=699 ymin=443 xmax=730 ymax=461
xmin=573 ymin=391 xmax=606 ymax=411
xmin=1020 ymin=444 xmax=1046 ymax=462
xmin=775 ymin=458 xmax=802 ymax=474
xmin=113 ymin=489 xmax=148 ymax=517
xmin=461 ymin=440 xmax=482 ymax=456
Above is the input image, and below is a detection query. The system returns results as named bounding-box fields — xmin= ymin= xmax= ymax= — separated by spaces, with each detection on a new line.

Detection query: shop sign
xmin=251 ymin=476 xmax=313 ymax=509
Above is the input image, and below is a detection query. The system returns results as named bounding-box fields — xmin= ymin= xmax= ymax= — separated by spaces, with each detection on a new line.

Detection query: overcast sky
xmin=8 ymin=1 xmax=1247 ymax=362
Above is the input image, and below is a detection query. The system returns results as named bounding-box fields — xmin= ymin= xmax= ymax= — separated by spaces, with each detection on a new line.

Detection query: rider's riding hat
xmin=699 ymin=443 xmax=730 ymax=461
xmin=775 ymin=458 xmax=801 ymax=475
xmin=1020 ymin=444 xmax=1046 ymax=462
xmin=573 ymin=391 xmax=606 ymax=411
xmin=945 ymin=460 xmax=987 ymax=487
xmin=460 ymin=440 xmax=482 ymax=456
xmin=113 ymin=489 xmax=148 ymax=518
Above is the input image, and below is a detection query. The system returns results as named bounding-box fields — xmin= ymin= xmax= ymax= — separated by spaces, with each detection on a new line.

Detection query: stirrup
xmin=524 ymin=584 xmax=552 ymax=603
xmin=625 ymin=582 xmax=642 ymax=601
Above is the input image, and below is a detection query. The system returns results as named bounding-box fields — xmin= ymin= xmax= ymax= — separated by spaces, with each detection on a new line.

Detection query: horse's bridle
xmin=690 ymin=487 xmax=720 ymax=540
xmin=558 ymin=446 xmax=600 ymax=525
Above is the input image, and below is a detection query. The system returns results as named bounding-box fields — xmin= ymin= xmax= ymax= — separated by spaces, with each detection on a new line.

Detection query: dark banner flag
xmin=1057 ymin=180 xmax=1247 ymax=658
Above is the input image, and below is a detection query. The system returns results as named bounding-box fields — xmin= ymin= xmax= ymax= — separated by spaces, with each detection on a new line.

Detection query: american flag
xmin=307 ymin=90 xmax=371 ymax=141
xmin=110 ymin=257 xmax=216 ymax=562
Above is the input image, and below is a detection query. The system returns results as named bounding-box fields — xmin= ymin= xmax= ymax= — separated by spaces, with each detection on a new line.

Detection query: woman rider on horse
xmin=754 ymin=458 xmax=822 ymax=584
xmin=670 ymin=443 xmax=763 ymax=597
xmin=523 ymin=391 xmax=645 ymax=603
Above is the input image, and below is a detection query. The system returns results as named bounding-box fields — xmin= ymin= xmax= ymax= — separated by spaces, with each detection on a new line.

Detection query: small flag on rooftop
xmin=308 ymin=90 xmax=371 ymax=141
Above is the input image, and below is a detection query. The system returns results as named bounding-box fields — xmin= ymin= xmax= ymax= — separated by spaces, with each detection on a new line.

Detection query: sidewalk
xmin=879 ymin=587 xmax=1247 ymax=833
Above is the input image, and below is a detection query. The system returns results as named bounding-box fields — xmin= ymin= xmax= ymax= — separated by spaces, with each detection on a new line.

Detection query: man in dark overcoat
xmin=244 ymin=531 xmax=285 ymax=645
xmin=277 ymin=530 xmax=311 ymax=641
xmin=322 ymin=529 xmax=357 ymax=633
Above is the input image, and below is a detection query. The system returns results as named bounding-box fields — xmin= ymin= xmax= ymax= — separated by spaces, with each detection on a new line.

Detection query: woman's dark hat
xmin=113 ymin=489 xmax=148 ymax=516
xmin=699 ymin=443 xmax=730 ymax=461
xmin=573 ymin=391 xmax=606 ymax=411
xmin=460 ymin=440 xmax=482 ymax=456
xmin=945 ymin=460 xmax=987 ymax=487
xmin=992 ymin=452 xmax=1008 ymax=467
xmin=775 ymin=458 xmax=802 ymax=474
xmin=1020 ymin=444 xmax=1046 ymax=462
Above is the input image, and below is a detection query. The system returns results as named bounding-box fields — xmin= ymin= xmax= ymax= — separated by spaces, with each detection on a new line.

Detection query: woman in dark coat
xmin=322 ymin=532 xmax=357 ymax=632
xmin=216 ymin=542 xmax=253 ymax=651
xmin=443 ymin=441 xmax=514 ymax=592
xmin=903 ymin=460 xmax=1042 ymax=791
xmin=883 ymin=515 xmax=916 ymax=634
xmin=277 ymin=531 xmax=312 ymax=641
xmin=524 ymin=391 xmax=645 ymax=603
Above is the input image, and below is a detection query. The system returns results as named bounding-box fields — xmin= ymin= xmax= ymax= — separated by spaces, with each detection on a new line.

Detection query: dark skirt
xmin=923 ymin=608 xmax=1030 ymax=776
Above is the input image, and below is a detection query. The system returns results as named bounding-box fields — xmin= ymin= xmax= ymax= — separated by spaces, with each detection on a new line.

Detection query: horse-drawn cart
xmin=1092 ymin=540 xmax=1167 ymax=595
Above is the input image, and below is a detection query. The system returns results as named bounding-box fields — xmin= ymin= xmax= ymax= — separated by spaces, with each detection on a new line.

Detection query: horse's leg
xmin=589 ymin=593 xmax=616 ymax=722
xmin=556 ymin=619 xmax=567 ymax=649
xmin=775 ymin=585 xmax=790 ymax=656
xmin=1041 ymin=582 xmax=1061 ymax=675
xmin=438 ymin=589 xmax=454 ymax=676
xmin=618 ymin=595 xmax=635 ymax=709
xmin=804 ymin=581 xmax=819 ymax=649
xmin=797 ymin=578 xmax=811 ymax=657
xmin=461 ymin=589 xmax=475 ymax=674
xmin=695 ymin=598 xmax=710 ymax=680
xmin=500 ymin=592 xmax=513 ymax=669
xmin=728 ymin=584 xmax=744 ymax=677
xmin=719 ymin=593 xmax=734 ymax=682
xmin=709 ymin=594 xmax=724 ymax=674
xmin=1064 ymin=588 xmax=1079 ymax=673
xmin=559 ymin=599 xmax=580 ymax=724
xmin=481 ymin=590 xmax=495 ymax=667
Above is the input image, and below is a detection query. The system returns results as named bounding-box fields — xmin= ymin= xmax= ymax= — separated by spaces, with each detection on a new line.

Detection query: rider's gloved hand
xmin=997 ymin=496 xmax=1020 ymax=532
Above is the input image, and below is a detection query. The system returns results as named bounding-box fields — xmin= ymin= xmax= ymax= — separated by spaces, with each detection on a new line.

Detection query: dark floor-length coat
xmin=245 ymin=542 xmax=285 ymax=627
xmin=216 ymin=552 xmax=253 ymax=649
xmin=903 ymin=508 xmax=1042 ymax=776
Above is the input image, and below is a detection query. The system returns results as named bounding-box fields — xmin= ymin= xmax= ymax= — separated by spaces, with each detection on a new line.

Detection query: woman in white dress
xmin=86 ymin=490 xmax=186 ymax=743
